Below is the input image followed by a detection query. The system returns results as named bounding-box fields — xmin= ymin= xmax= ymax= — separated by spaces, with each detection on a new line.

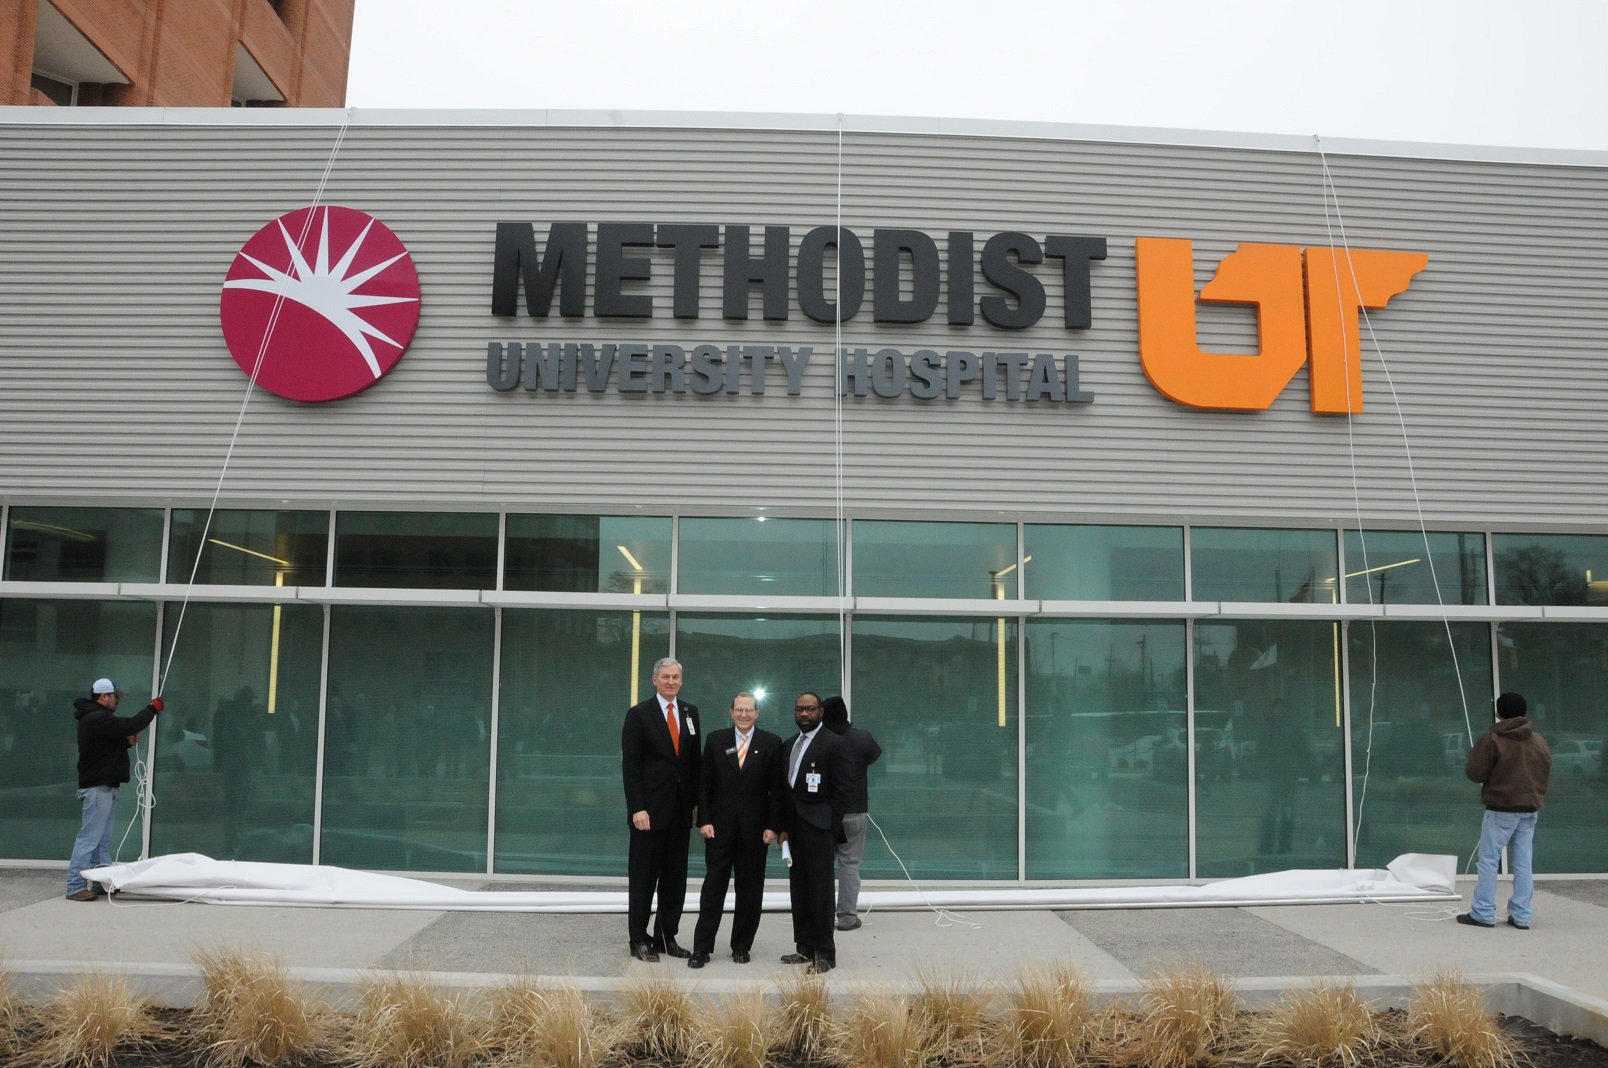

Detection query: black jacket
xmin=698 ymin=726 xmax=783 ymax=846
xmin=620 ymin=696 xmax=702 ymax=831
xmin=75 ymin=697 xmax=160 ymax=789
xmin=824 ymin=720 xmax=882 ymax=814
xmin=778 ymin=727 xmax=853 ymax=834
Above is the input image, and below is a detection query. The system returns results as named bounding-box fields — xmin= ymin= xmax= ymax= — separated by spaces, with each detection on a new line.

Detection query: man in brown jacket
xmin=1459 ymin=692 xmax=1551 ymax=930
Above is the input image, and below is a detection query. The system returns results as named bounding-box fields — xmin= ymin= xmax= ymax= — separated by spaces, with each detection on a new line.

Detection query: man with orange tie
xmin=687 ymin=691 xmax=782 ymax=968
xmin=621 ymin=657 xmax=701 ymax=962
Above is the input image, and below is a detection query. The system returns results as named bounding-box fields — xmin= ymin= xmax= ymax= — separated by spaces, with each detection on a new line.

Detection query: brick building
xmin=2 ymin=0 xmax=354 ymax=107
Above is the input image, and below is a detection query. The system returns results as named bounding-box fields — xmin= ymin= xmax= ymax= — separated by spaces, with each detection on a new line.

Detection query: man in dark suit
xmin=620 ymin=657 xmax=701 ymax=961
xmin=687 ymin=691 xmax=782 ymax=968
xmin=778 ymin=690 xmax=852 ymax=974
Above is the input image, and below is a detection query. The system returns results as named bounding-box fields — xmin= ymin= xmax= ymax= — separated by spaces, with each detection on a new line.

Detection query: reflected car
xmin=169 ymin=729 xmax=213 ymax=772
xmin=1553 ymin=739 xmax=1602 ymax=781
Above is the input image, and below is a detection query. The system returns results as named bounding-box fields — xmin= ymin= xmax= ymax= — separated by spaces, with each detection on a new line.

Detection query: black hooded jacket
xmin=75 ymin=697 xmax=160 ymax=789
xmin=821 ymin=697 xmax=882 ymax=814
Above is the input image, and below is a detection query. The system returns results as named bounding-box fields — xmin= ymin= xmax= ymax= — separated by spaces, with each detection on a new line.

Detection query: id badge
xmin=805 ymin=771 xmax=822 ymax=793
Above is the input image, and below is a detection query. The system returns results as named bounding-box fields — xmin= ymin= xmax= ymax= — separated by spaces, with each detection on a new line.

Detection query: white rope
xmin=1314 ymin=136 xmax=1477 ymax=866
xmin=132 ymin=110 xmax=355 ymax=854
xmin=835 ymin=114 xmax=847 ymax=677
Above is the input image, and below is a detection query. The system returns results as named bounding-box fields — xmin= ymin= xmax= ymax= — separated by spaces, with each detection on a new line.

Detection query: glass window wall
xmin=335 ymin=512 xmax=497 ymax=589
xmin=1192 ymin=528 xmax=1338 ymax=604
xmin=1025 ymin=525 xmax=1185 ymax=601
xmin=1495 ymin=622 xmax=1608 ymax=872
xmin=4 ymin=507 xmax=164 ymax=583
xmin=168 ymin=509 xmax=329 ymax=587
xmin=675 ymin=615 xmax=843 ymax=726
xmin=678 ymin=517 xmax=838 ymax=596
xmin=1343 ymin=531 xmax=1486 ymax=606
xmin=1492 ymin=534 xmax=1608 ymax=606
xmin=1194 ymin=619 xmax=1346 ymax=875
xmin=0 ymin=599 xmax=158 ymax=861
xmin=322 ymin=605 xmax=493 ymax=871
xmin=150 ymin=602 xmax=324 ymax=862
xmin=850 ymin=616 xmax=1018 ymax=879
xmin=504 ymin=515 xmax=671 ymax=594
xmin=1346 ymin=620 xmax=1491 ymax=867
xmin=1025 ymin=619 xmax=1187 ymax=878
xmin=495 ymin=608 xmax=669 ymax=874
xmin=852 ymin=521 xmax=1016 ymax=599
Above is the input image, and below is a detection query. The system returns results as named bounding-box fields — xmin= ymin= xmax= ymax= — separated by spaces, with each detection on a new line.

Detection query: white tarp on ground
xmin=85 ymin=852 xmax=1457 ymax=912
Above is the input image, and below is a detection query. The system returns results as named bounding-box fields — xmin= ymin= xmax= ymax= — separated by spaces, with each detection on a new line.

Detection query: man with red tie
xmin=687 ymin=691 xmax=782 ymax=968
xmin=621 ymin=657 xmax=702 ymax=961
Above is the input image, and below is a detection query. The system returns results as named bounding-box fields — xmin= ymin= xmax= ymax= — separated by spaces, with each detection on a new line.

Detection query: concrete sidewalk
xmin=3 ymin=868 xmax=1606 ymax=1039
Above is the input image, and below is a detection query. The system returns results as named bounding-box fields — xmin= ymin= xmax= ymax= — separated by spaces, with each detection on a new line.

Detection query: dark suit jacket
xmin=621 ymin=696 xmax=702 ymax=831
xmin=698 ymin=726 xmax=783 ymax=845
xmin=779 ymin=727 xmax=853 ymax=834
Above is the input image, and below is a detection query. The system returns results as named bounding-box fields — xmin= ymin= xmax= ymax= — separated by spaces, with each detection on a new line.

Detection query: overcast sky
xmin=347 ymin=0 xmax=1608 ymax=152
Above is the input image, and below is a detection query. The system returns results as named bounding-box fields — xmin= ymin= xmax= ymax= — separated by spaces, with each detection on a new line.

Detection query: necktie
xmin=737 ymin=732 xmax=749 ymax=768
xmin=789 ymin=732 xmax=808 ymax=786
xmin=666 ymin=702 xmax=679 ymax=755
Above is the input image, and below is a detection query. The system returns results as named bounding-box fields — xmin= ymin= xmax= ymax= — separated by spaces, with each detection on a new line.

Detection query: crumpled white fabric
xmin=86 ymin=852 xmax=1458 ymax=912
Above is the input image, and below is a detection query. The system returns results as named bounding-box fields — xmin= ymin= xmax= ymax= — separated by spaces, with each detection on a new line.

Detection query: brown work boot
xmin=66 ymin=889 xmax=98 ymax=902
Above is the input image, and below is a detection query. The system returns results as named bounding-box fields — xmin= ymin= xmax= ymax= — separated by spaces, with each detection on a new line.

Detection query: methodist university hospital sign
xmin=484 ymin=221 xmax=1429 ymax=415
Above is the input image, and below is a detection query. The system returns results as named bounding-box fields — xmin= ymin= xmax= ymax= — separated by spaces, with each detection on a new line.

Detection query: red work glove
xmin=151 ymin=697 xmax=164 ymax=712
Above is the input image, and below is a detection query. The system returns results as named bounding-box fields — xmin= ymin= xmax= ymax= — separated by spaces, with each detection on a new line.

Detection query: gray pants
xmin=835 ymin=811 xmax=868 ymax=921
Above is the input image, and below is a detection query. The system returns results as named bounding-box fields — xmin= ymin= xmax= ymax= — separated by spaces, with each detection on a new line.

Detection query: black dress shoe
xmin=732 ymin=950 xmax=751 ymax=964
xmin=1456 ymin=912 xmax=1495 ymax=928
xmin=688 ymin=952 xmax=710 ymax=969
xmin=660 ymin=938 xmax=692 ymax=959
xmin=808 ymin=956 xmax=835 ymax=974
xmin=780 ymin=952 xmax=811 ymax=964
xmin=1507 ymin=916 xmax=1530 ymax=930
xmin=631 ymin=942 xmax=661 ymax=962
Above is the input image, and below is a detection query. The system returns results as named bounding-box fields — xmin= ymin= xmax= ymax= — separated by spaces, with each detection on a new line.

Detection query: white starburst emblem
xmin=224 ymin=208 xmax=419 ymax=379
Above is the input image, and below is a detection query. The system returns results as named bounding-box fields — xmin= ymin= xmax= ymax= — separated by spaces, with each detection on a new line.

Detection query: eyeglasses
xmin=794 ymin=703 xmax=820 ymax=712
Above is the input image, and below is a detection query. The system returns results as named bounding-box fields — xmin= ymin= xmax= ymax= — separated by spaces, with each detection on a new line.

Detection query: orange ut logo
xmin=1135 ymin=238 xmax=1428 ymax=413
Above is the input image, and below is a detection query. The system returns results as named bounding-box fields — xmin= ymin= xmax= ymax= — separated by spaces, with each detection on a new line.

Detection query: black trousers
xmin=627 ymin=823 xmax=690 ymax=947
xmin=787 ymin=820 xmax=836 ymax=960
xmin=693 ymin=833 xmax=769 ymax=953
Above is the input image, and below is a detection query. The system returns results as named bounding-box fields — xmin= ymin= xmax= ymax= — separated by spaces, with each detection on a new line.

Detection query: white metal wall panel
xmin=1 ymin=113 xmax=1605 ymax=531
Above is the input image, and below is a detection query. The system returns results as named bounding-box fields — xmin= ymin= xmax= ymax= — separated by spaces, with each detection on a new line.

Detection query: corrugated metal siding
xmin=1 ymin=118 xmax=1606 ymax=529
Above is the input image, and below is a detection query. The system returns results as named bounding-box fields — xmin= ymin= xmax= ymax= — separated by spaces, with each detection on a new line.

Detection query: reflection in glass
xmin=1343 ymin=531 xmax=1486 ymax=606
xmin=1492 ymin=534 xmax=1608 ymax=606
xmin=335 ymin=512 xmax=497 ymax=589
xmin=675 ymin=615 xmax=842 ymax=725
xmin=852 ymin=521 xmax=1016 ymax=599
xmin=1191 ymin=528 xmax=1338 ymax=604
xmin=168 ymin=510 xmax=329 ymax=587
xmin=4 ymin=507 xmax=164 ymax=583
xmin=505 ymin=515 xmax=671 ymax=594
xmin=1025 ymin=620 xmax=1187 ymax=877
xmin=151 ymin=602 xmax=323 ymax=862
xmin=850 ymin=616 xmax=1017 ymax=879
xmin=678 ymin=517 xmax=838 ymax=596
xmin=1495 ymin=623 xmax=1608 ymax=872
xmin=1347 ymin=621 xmax=1490 ymax=867
xmin=322 ymin=605 xmax=493 ymax=871
xmin=495 ymin=609 xmax=669 ymax=874
xmin=0 ymin=599 xmax=158 ymax=860
xmin=1194 ymin=619 xmax=1345 ymax=875
xmin=1025 ymin=525 xmax=1185 ymax=601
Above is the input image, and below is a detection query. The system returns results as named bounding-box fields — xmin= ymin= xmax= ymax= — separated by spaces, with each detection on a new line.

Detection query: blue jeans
xmin=67 ymin=785 xmax=119 ymax=895
xmin=1471 ymin=809 xmax=1537 ymax=925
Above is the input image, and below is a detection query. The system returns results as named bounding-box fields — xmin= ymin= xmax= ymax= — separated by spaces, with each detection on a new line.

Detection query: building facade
xmin=3 ymin=0 xmax=353 ymax=107
xmin=1 ymin=109 xmax=1605 ymax=881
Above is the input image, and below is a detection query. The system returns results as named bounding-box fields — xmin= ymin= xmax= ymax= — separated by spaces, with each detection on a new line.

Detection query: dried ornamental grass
xmin=1119 ymin=964 xmax=1239 ymax=1068
xmin=33 ymin=972 xmax=157 ymax=1068
xmin=835 ymin=991 xmax=929 ymax=1068
xmin=345 ymin=971 xmax=491 ymax=1068
xmin=1406 ymin=971 xmax=1518 ymax=1068
xmin=486 ymin=979 xmax=549 ymax=1057
xmin=692 ymin=989 xmax=770 ymax=1068
xmin=509 ymin=984 xmax=612 ymax=1068
xmin=913 ymin=969 xmax=992 ymax=1064
xmin=1241 ymin=983 xmax=1384 ymax=1068
xmin=989 ymin=962 xmax=1103 ymax=1068
xmin=190 ymin=947 xmax=322 ymax=1068
xmin=620 ymin=973 xmax=698 ymax=1061
xmin=773 ymin=970 xmax=832 ymax=1060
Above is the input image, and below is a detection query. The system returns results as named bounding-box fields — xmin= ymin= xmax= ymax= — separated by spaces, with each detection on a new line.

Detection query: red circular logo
xmin=220 ymin=206 xmax=421 ymax=403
